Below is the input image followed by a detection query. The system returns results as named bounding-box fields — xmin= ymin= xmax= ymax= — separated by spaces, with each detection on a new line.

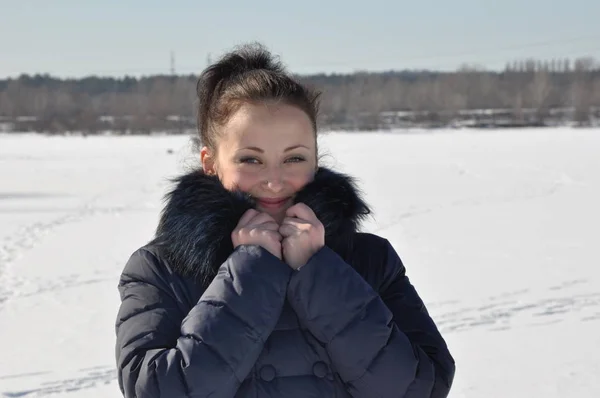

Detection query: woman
xmin=115 ymin=43 xmax=455 ymax=398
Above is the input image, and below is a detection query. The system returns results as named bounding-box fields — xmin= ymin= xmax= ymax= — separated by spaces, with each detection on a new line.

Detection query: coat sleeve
xmin=115 ymin=245 xmax=292 ymax=398
xmin=286 ymin=239 xmax=455 ymax=398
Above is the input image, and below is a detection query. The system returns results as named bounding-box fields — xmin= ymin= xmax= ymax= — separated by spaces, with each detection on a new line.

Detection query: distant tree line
xmin=1 ymin=56 xmax=599 ymax=134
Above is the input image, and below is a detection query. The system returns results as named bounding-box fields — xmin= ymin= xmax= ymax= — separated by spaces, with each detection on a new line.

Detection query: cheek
xmin=222 ymin=168 xmax=260 ymax=192
xmin=289 ymin=170 xmax=315 ymax=192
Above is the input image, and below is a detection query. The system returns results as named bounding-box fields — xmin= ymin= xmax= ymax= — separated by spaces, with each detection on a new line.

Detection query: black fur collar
xmin=149 ymin=167 xmax=371 ymax=288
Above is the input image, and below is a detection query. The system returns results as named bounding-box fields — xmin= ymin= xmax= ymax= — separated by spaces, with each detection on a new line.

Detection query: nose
xmin=264 ymin=167 xmax=284 ymax=193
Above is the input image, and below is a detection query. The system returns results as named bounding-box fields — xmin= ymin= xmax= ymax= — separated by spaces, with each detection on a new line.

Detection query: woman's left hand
xmin=279 ymin=203 xmax=325 ymax=270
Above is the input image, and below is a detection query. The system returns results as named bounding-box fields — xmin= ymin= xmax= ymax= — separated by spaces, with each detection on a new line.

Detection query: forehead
xmin=221 ymin=102 xmax=315 ymax=149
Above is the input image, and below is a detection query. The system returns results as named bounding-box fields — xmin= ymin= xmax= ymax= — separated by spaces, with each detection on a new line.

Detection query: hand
xmin=232 ymin=209 xmax=283 ymax=259
xmin=279 ymin=203 xmax=325 ymax=270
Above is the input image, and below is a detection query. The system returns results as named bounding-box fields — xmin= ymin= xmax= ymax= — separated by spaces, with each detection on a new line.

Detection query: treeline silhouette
xmin=1 ymin=57 xmax=599 ymax=134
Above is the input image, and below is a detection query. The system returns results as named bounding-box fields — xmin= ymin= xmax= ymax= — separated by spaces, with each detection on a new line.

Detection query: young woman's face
xmin=201 ymin=102 xmax=317 ymax=223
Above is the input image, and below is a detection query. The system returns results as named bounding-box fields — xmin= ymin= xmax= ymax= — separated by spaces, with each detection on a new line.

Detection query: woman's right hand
xmin=231 ymin=209 xmax=282 ymax=259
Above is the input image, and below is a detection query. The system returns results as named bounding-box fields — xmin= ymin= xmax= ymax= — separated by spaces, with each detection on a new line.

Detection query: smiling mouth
xmin=256 ymin=197 xmax=290 ymax=209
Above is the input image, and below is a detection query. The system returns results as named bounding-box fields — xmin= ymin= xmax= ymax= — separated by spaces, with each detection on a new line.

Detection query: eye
xmin=238 ymin=156 xmax=260 ymax=164
xmin=286 ymin=156 xmax=306 ymax=163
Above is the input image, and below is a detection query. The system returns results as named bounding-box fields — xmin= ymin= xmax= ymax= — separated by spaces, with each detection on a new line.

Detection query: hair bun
xmin=216 ymin=42 xmax=286 ymax=77
xmin=197 ymin=43 xmax=285 ymax=100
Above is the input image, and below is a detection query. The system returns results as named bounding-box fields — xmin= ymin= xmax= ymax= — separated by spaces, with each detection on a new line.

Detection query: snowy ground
xmin=0 ymin=128 xmax=598 ymax=397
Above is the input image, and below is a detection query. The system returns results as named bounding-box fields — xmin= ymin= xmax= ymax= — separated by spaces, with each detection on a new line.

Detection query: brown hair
xmin=195 ymin=42 xmax=321 ymax=152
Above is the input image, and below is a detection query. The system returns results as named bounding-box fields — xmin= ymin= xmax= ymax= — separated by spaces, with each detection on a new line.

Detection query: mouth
xmin=256 ymin=197 xmax=291 ymax=210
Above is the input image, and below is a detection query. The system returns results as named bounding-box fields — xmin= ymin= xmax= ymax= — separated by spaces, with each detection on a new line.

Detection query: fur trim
xmin=149 ymin=167 xmax=371 ymax=288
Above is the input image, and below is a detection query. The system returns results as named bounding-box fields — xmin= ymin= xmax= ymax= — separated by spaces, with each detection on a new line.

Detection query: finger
xmin=281 ymin=216 xmax=303 ymax=225
xmin=282 ymin=217 xmax=311 ymax=231
xmin=265 ymin=229 xmax=283 ymax=242
xmin=248 ymin=227 xmax=281 ymax=242
xmin=260 ymin=221 xmax=280 ymax=232
xmin=286 ymin=202 xmax=317 ymax=222
xmin=237 ymin=208 xmax=260 ymax=227
xmin=279 ymin=223 xmax=299 ymax=237
xmin=248 ymin=212 xmax=277 ymax=226
xmin=282 ymin=237 xmax=295 ymax=250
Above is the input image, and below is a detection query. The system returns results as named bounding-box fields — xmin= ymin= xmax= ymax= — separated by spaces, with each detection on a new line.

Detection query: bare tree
xmin=571 ymin=57 xmax=596 ymax=126
xmin=528 ymin=70 xmax=553 ymax=123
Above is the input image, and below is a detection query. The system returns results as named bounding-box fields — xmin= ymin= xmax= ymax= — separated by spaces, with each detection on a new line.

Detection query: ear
xmin=200 ymin=146 xmax=216 ymax=175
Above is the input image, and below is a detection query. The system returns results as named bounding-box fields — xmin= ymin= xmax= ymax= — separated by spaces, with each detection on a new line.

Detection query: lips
xmin=256 ymin=197 xmax=290 ymax=209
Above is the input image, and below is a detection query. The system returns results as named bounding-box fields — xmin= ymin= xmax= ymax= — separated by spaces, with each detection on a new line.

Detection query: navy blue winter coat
xmin=115 ymin=167 xmax=455 ymax=397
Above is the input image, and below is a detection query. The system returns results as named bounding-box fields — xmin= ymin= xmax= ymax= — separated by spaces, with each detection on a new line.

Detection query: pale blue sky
xmin=2 ymin=0 xmax=599 ymax=78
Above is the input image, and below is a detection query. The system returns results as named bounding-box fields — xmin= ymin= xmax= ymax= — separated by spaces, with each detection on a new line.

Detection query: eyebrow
xmin=240 ymin=145 xmax=310 ymax=153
